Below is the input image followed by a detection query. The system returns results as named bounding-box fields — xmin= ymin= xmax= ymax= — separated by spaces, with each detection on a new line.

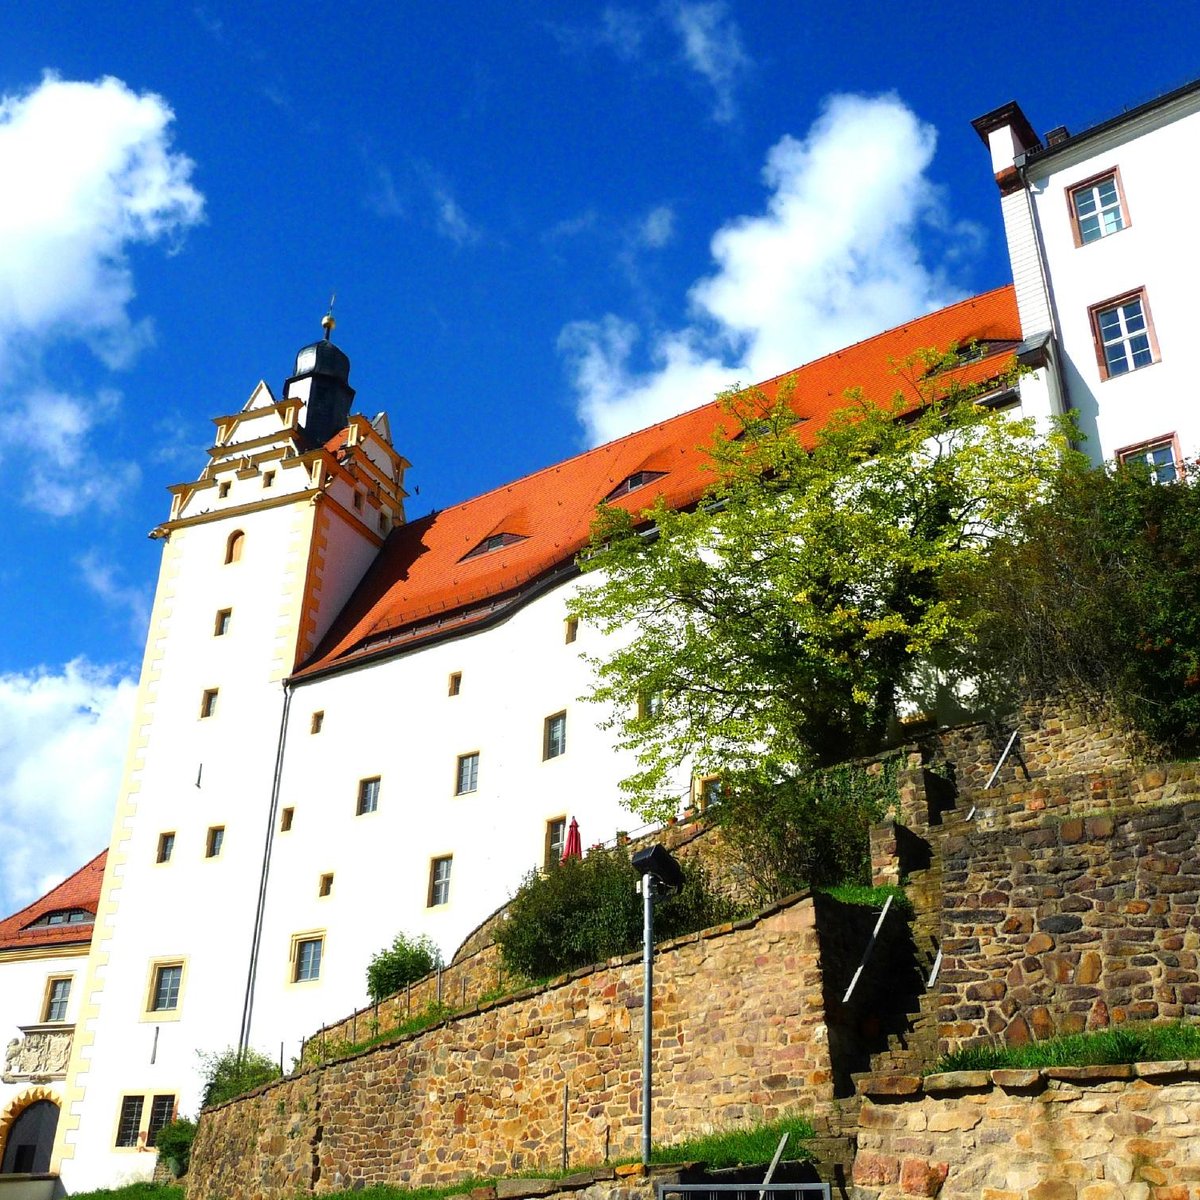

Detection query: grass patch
xmin=649 ymin=1114 xmax=815 ymax=1167
xmin=935 ymin=1022 xmax=1200 ymax=1073
xmin=65 ymin=1186 xmax=184 ymax=1200
xmin=819 ymin=883 xmax=913 ymax=920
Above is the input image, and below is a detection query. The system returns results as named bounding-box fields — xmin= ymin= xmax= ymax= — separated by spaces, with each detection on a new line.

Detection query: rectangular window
xmin=456 ymin=752 xmax=479 ymax=795
xmin=429 ymin=856 xmax=452 ymax=906
xmin=448 ymin=671 xmax=462 ymax=697
xmin=157 ymin=832 xmax=175 ymax=864
xmin=356 ymin=777 xmax=380 ymax=815
xmin=147 ymin=1095 xmax=176 ymax=1145
xmin=1118 ymin=435 xmax=1179 ymax=484
xmin=44 ymin=977 xmax=72 ymax=1023
xmin=310 ymin=710 xmax=324 ymax=734
xmin=1090 ymin=290 xmax=1159 ymax=379
xmin=150 ymin=964 xmax=182 ymax=1012
xmin=280 ymin=806 xmax=294 ymax=832
xmin=564 ymin=617 xmax=579 ymax=644
xmin=545 ymin=817 xmax=567 ymax=870
xmin=200 ymin=688 xmax=218 ymax=718
xmin=694 ymin=776 xmax=722 ymax=811
xmin=1069 ymin=168 xmax=1128 ymax=245
xmin=205 ymin=826 xmax=225 ymax=858
xmin=353 ymin=491 xmax=364 ymax=511
xmin=262 ymin=470 xmax=275 ymax=488
xmin=318 ymin=873 xmax=333 ymax=897
xmin=637 ymin=691 xmax=662 ymax=720
xmin=543 ymin=712 xmax=567 ymax=760
xmin=294 ymin=936 xmax=323 ymax=982
xmin=115 ymin=1095 xmax=144 ymax=1148
xmin=218 ymin=481 xmax=231 ymax=499
xmin=214 ymin=608 xmax=232 ymax=636
xmin=378 ymin=512 xmax=389 ymax=534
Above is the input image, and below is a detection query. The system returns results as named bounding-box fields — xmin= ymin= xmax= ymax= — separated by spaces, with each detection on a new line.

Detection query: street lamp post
xmin=630 ymin=844 xmax=684 ymax=1169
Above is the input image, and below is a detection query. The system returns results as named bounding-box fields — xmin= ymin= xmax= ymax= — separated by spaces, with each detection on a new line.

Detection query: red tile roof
xmin=298 ymin=285 xmax=1019 ymax=678
xmin=0 ymin=851 xmax=106 ymax=954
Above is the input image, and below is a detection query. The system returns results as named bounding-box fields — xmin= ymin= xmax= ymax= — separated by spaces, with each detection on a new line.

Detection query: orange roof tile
xmin=298 ymin=285 xmax=1019 ymax=678
xmin=0 ymin=850 xmax=106 ymax=954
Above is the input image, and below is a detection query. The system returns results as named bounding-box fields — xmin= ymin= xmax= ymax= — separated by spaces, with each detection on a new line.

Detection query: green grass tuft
xmin=935 ymin=1022 xmax=1200 ymax=1073
xmin=63 ymin=1186 xmax=184 ymax=1200
xmin=819 ymin=883 xmax=914 ymax=920
xmin=649 ymin=1114 xmax=815 ymax=1167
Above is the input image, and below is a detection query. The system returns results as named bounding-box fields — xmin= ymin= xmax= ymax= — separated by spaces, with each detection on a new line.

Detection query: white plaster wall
xmin=1027 ymin=95 xmax=1200 ymax=464
xmin=58 ymin=502 xmax=317 ymax=1192
xmin=247 ymin=572 xmax=677 ymax=1059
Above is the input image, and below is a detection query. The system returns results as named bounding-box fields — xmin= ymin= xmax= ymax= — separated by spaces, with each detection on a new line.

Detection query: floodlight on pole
xmin=630 ymin=844 xmax=683 ymax=1168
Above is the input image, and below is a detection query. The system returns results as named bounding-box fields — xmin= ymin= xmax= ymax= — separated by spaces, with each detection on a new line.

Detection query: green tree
xmin=968 ymin=456 xmax=1200 ymax=754
xmin=198 ymin=1047 xmax=281 ymax=1108
xmin=573 ymin=351 xmax=1076 ymax=821
xmin=366 ymin=931 xmax=442 ymax=1003
xmin=494 ymin=846 xmax=739 ymax=979
xmin=153 ymin=1117 xmax=197 ymax=1176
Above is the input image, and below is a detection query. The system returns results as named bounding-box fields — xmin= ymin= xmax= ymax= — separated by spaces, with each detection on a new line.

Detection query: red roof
xmin=298 ymin=285 xmax=1019 ymax=677
xmin=0 ymin=851 xmax=106 ymax=954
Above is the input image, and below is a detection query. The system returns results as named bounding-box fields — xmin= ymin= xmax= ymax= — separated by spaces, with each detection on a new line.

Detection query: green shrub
xmin=198 ymin=1046 xmax=281 ymax=1108
xmin=367 ymin=932 xmax=443 ymax=1003
xmin=712 ymin=760 xmax=899 ymax=904
xmin=152 ymin=1117 xmax=196 ymax=1176
xmin=495 ymin=846 xmax=740 ymax=979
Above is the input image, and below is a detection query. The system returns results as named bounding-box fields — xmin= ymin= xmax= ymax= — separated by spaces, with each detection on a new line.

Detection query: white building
xmin=1 ymin=78 xmax=1195 ymax=1194
xmin=973 ymin=79 xmax=1200 ymax=478
xmin=0 ymin=854 xmax=103 ymax=1179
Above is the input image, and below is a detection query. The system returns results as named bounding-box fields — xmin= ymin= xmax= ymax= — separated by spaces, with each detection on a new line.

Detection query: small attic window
xmin=461 ymin=532 xmax=527 ymax=561
xmin=26 ymin=908 xmax=94 ymax=929
xmin=605 ymin=471 xmax=667 ymax=501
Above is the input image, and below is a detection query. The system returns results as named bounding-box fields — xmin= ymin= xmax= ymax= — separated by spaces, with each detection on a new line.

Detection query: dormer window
xmin=26 ymin=908 xmax=94 ymax=929
xmin=605 ymin=471 xmax=666 ymax=501
xmin=461 ymin=532 xmax=527 ymax=561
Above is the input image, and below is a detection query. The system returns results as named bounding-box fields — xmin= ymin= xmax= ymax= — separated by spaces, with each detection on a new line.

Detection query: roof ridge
xmin=406 ymin=285 xmax=1017 ymax=522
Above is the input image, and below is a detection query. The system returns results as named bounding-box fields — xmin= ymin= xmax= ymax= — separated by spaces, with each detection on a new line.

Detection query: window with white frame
xmin=293 ymin=935 xmax=323 ymax=982
xmin=1118 ymin=436 xmax=1179 ymax=484
xmin=115 ymin=1096 xmax=144 ymax=1148
xmin=147 ymin=1095 xmax=176 ymax=1144
xmin=1070 ymin=170 xmax=1128 ymax=244
xmin=1090 ymin=291 xmax=1158 ymax=379
xmin=149 ymin=963 xmax=182 ymax=1012
xmin=429 ymin=856 xmax=452 ymax=906
xmin=545 ymin=817 xmax=567 ymax=869
xmin=456 ymin=752 xmax=479 ymax=795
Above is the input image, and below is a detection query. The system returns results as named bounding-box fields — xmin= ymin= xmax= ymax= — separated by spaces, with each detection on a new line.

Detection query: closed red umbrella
xmin=562 ymin=817 xmax=582 ymax=861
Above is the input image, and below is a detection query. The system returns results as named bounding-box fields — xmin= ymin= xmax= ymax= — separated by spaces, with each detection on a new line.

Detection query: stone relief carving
xmin=1 ymin=1027 xmax=73 ymax=1083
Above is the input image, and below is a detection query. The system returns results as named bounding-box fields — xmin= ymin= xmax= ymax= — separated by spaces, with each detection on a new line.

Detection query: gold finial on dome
xmin=322 ymin=292 xmax=336 ymax=341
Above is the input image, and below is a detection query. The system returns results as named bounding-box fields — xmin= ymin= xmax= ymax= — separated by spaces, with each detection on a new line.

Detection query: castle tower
xmin=51 ymin=321 xmax=407 ymax=1191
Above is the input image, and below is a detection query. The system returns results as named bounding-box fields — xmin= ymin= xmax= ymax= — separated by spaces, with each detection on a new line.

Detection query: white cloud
xmin=365 ymin=163 xmax=404 ymax=219
xmin=79 ymin=550 xmax=152 ymax=644
xmin=669 ymin=1 xmax=751 ymax=125
xmin=434 ymin=187 xmax=482 ymax=247
xmin=0 ymin=660 xmax=136 ymax=918
xmin=0 ymin=386 xmax=142 ymax=516
xmin=635 ymin=204 xmax=676 ymax=249
xmin=600 ymin=6 xmax=648 ymax=59
xmin=0 ymin=74 xmax=203 ymax=367
xmin=560 ymin=93 xmax=977 ymax=445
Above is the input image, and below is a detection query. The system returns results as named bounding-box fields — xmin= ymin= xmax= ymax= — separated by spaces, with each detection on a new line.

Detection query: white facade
xmin=975 ymin=83 xmax=1200 ymax=474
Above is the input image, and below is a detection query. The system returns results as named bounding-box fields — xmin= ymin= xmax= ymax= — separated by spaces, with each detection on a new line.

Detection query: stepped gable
xmin=297 ymin=285 xmax=1019 ymax=677
xmin=0 ymin=850 xmax=106 ymax=952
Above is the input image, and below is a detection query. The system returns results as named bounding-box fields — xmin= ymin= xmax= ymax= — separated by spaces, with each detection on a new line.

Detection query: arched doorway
xmin=0 ymin=1099 xmax=59 ymax=1174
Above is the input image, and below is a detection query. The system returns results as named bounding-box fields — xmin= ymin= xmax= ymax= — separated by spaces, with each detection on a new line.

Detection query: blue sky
xmin=1 ymin=1 xmax=1198 ymax=914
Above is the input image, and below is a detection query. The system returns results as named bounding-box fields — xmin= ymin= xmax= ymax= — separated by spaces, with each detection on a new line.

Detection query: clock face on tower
xmin=295 ymin=346 xmax=317 ymax=375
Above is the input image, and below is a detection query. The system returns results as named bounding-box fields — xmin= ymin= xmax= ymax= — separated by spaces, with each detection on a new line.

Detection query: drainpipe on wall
xmin=238 ymin=679 xmax=293 ymax=1054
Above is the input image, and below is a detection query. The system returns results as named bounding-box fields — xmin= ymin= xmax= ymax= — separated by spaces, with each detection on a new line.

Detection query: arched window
xmin=1 ymin=1100 xmax=60 ymax=1174
xmin=224 ymin=530 xmax=245 ymax=564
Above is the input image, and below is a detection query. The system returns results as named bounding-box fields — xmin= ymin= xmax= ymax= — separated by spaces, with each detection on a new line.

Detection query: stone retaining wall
xmin=188 ymin=895 xmax=837 ymax=1200
xmin=852 ymin=1063 xmax=1200 ymax=1200
xmin=939 ymin=770 xmax=1200 ymax=1052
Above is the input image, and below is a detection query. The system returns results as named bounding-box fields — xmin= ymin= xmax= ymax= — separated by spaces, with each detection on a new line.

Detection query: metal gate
xmin=658 ymin=1182 xmax=832 ymax=1200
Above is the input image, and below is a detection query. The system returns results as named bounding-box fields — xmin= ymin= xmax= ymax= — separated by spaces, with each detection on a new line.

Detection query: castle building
xmin=0 ymin=78 xmax=1194 ymax=1192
